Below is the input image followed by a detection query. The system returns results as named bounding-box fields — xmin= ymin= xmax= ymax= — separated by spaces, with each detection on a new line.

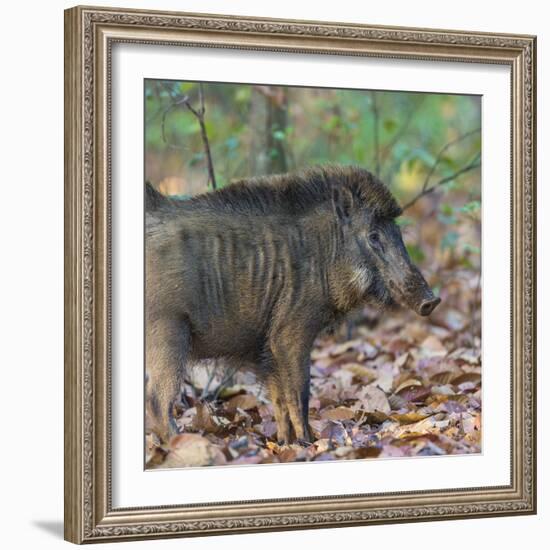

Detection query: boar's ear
xmin=331 ymin=185 xmax=354 ymax=225
xmin=146 ymin=181 xmax=168 ymax=211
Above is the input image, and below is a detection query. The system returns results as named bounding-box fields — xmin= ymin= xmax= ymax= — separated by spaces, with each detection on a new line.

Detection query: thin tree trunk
xmin=266 ymin=89 xmax=288 ymax=174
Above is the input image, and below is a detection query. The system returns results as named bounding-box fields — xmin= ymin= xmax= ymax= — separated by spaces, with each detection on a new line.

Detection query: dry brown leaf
xmin=230 ymin=454 xmax=264 ymax=465
xmin=225 ymin=393 xmax=258 ymax=412
xmin=401 ymin=322 xmax=430 ymax=342
xmin=392 ymin=416 xmax=449 ymax=438
xmin=333 ymin=446 xmax=355 ymax=457
xmin=372 ymin=362 xmax=396 ymax=392
xmin=145 ymin=432 xmax=167 ymax=467
xmin=431 ymin=384 xmax=456 ymax=396
xmin=192 ymin=402 xmax=231 ymax=434
xmin=358 ymin=385 xmax=391 ymax=414
xmin=320 ymin=407 xmax=356 ymax=421
xmin=419 ymin=335 xmax=448 ymax=357
xmin=320 ymin=422 xmax=349 ymax=445
xmin=396 ymin=384 xmax=432 ymax=403
xmin=442 ymin=309 xmax=467 ymax=331
xmin=258 ymin=420 xmax=277 ymax=439
xmin=449 ymin=347 xmax=481 ymax=364
xmin=394 ymin=352 xmax=411 ymax=370
xmin=462 ymin=413 xmax=481 ymax=433
xmin=163 ymin=434 xmax=227 ymax=468
xmin=431 ymin=371 xmax=456 ymax=385
xmin=329 ymin=339 xmax=363 ymax=356
xmin=314 ymin=438 xmax=332 ymax=454
xmin=452 ymin=372 xmax=482 ymax=386
xmin=394 ymin=378 xmax=423 ymax=394
xmin=356 ymin=410 xmax=390 ymax=425
xmin=356 ymin=341 xmax=378 ymax=360
xmin=217 ymin=384 xmax=249 ymax=399
xmin=342 ymin=363 xmax=377 ymax=382
xmin=351 ymin=447 xmax=382 ymax=459
xmin=388 ymin=393 xmax=408 ymax=410
xmin=391 ymin=411 xmax=433 ymax=424
xmin=278 ymin=445 xmax=305 ymax=463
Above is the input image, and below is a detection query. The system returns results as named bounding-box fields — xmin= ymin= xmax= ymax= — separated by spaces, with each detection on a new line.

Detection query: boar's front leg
xmin=265 ymin=376 xmax=292 ymax=444
xmin=267 ymin=326 xmax=313 ymax=444
xmin=145 ymin=317 xmax=190 ymax=445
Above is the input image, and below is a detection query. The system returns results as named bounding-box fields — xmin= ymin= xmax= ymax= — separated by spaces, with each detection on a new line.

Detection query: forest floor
xmin=146 ymin=267 xmax=481 ymax=469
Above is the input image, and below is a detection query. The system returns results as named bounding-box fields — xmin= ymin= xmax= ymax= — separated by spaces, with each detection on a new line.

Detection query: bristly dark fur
xmin=148 ymin=165 xmax=402 ymax=219
xmin=146 ymin=181 xmax=177 ymax=212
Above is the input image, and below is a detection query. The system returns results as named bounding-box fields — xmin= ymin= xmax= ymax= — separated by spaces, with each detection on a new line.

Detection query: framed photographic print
xmin=64 ymin=5 xmax=537 ymax=544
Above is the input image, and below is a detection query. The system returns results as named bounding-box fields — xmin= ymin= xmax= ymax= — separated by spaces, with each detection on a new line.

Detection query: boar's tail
xmin=145 ymin=181 xmax=170 ymax=212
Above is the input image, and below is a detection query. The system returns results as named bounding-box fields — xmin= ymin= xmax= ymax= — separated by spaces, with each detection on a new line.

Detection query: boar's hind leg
xmin=268 ymin=334 xmax=313 ymax=444
xmin=146 ymin=318 xmax=190 ymax=445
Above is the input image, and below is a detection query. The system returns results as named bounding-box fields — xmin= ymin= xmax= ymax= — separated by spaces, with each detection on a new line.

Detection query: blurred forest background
xmin=145 ymin=80 xmax=483 ymax=468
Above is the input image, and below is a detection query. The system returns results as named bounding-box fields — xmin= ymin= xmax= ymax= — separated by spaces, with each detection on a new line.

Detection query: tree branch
xmin=160 ymin=83 xmax=217 ymax=190
xmin=370 ymin=91 xmax=381 ymax=178
xmin=195 ymin=84 xmax=217 ymax=190
xmin=402 ymin=151 xmax=481 ymax=210
xmin=420 ymin=128 xmax=480 ymax=194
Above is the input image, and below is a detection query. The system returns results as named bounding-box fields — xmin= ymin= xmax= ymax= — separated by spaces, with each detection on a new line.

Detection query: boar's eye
xmin=368 ymin=231 xmax=382 ymax=249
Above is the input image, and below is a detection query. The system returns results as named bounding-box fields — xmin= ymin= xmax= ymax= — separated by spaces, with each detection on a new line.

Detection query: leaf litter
xmin=147 ymin=268 xmax=481 ymax=469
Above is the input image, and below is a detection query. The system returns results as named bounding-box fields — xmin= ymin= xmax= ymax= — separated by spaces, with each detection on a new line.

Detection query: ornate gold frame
xmin=64 ymin=5 xmax=537 ymax=544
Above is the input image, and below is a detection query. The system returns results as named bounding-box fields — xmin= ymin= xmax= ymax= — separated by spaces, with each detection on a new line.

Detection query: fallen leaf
xmin=329 ymin=339 xmax=363 ymax=356
xmin=333 ymin=446 xmax=355 ymax=457
xmin=431 ymin=384 xmax=456 ymax=396
xmin=388 ymin=393 xmax=408 ymax=410
xmin=192 ymin=402 xmax=231 ymax=434
xmin=358 ymin=385 xmax=391 ymax=414
xmin=394 ymin=378 xmax=423 ymax=394
xmin=320 ymin=407 xmax=356 ymax=421
xmin=396 ymin=384 xmax=432 ymax=404
xmin=163 ymin=434 xmax=227 ymax=468
xmin=431 ymin=371 xmax=456 ymax=385
xmin=391 ymin=411 xmax=433 ymax=424
xmin=462 ymin=413 xmax=481 ymax=433
xmin=449 ymin=347 xmax=481 ymax=364
xmin=452 ymin=372 xmax=482 ymax=386
xmin=217 ymin=384 xmax=249 ymax=399
xmin=342 ymin=363 xmax=377 ymax=382
xmin=351 ymin=446 xmax=382 ymax=459
xmin=372 ymin=362 xmax=396 ymax=392
xmin=320 ymin=422 xmax=349 ymax=446
xmin=443 ymin=309 xmax=467 ymax=331
xmin=394 ymin=352 xmax=411 ymax=369
xmin=225 ymin=393 xmax=258 ymax=412
xmin=356 ymin=410 xmax=390 ymax=425
xmin=419 ymin=335 xmax=448 ymax=357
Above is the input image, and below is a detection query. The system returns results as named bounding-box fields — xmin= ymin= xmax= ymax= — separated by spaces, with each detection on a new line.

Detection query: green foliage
xmin=460 ymin=200 xmax=481 ymax=214
xmin=463 ymin=243 xmax=481 ymax=255
xmin=395 ymin=216 xmax=414 ymax=228
xmin=145 ymin=80 xmax=481 ymax=272
xmin=437 ymin=203 xmax=457 ymax=225
xmin=441 ymin=231 xmax=459 ymax=252
xmin=406 ymin=244 xmax=426 ymax=264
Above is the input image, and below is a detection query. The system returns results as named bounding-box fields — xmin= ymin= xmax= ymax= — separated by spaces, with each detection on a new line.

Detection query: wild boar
xmin=145 ymin=165 xmax=440 ymax=445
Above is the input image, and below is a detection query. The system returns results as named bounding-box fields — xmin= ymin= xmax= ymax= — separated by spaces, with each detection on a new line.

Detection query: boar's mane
xmin=151 ymin=165 xmax=402 ymax=220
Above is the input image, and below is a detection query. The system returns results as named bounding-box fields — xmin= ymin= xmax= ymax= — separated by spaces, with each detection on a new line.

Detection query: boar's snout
xmin=390 ymin=266 xmax=441 ymax=317
xmin=418 ymin=296 xmax=441 ymax=316
xmin=367 ymin=219 xmax=442 ymax=317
